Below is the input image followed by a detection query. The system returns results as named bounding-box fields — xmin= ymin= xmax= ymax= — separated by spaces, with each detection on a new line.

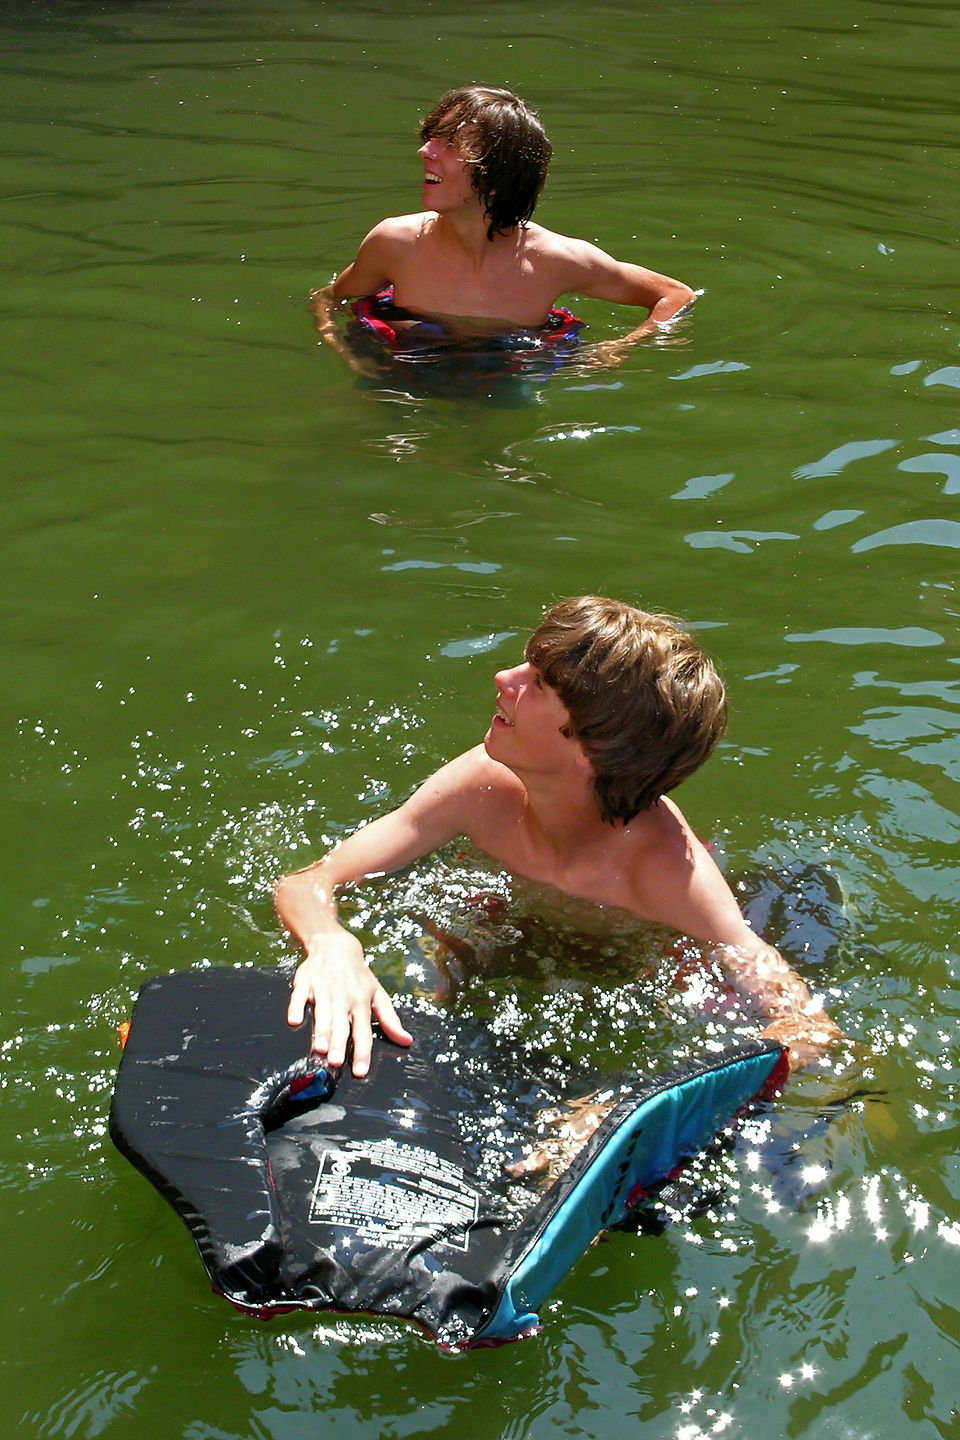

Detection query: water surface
xmin=3 ymin=2 xmax=960 ymax=1436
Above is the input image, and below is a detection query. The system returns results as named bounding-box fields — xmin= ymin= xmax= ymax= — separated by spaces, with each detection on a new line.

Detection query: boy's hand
xmin=761 ymin=1012 xmax=846 ymax=1075
xmin=287 ymin=931 xmax=411 ymax=1077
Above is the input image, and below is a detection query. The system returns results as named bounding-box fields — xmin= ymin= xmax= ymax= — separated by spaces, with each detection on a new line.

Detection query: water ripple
xmin=897 ymin=453 xmax=960 ymax=494
xmin=851 ymin=521 xmax=960 ymax=552
xmin=792 ymin=438 xmax=899 ymax=480
xmin=686 ymin=530 xmax=798 ymax=553
xmin=785 ymin=626 xmax=943 ymax=648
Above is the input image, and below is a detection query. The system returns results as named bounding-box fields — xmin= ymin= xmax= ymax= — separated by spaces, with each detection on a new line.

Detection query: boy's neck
xmin=434 ymin=207 xmax=516 ymax=266
xmin=518 ymin=771 xmax=615 ymax=865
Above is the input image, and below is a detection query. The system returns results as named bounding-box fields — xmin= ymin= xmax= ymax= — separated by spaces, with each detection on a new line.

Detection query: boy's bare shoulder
xmin=623 ymin=796 xmax=695 ymax=876
xmin=421 ymin=744 xmax=524 ymax=830
xmin=520 ymin=221 xmax=606 ymax=263
xmin=363 ymin=212 xmax=432 ymax=247
xmin=518 ymin=222 xmax=620 ymax=294
xmin=432 ymin=743 xmax=523 ymax=798
xmin=624 ymin=797 xmax=753 ymax=945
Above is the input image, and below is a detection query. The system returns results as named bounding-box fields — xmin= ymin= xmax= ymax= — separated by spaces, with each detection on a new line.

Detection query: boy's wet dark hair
xmin=525 ymin=596 xmax=728 ymax=825
xmin=420 ymin=86 xmax=552 ymax=241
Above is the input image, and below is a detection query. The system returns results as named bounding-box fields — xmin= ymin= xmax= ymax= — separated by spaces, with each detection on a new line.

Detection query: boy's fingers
xmin=325 ymin=1013 xmax=350 ymax=1070
xmin=286 ymin=980 xmax=308 ymax=1028
xmin=350 ymin=1017 xmax=374 ymax=1078
xmin=372 ymin=989 xmax=412 ymax=1047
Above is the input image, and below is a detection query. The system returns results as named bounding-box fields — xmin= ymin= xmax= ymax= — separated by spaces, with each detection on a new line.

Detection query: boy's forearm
xmin=579 ymin=283 xmax=696 ymax=368
xmin=309 ymin=285 xmax=350 ymax=355
xmin=711 ymin=939 xmax=845 ymax=1071
xmin=274 ymin=857 xmax=347 ymax=950
xmin=714 ymin=939 xmax=816 ymax=1017
xmin=273 ymin=787 xmax=450 ymax=951
xmin=309 ymin=283 xmax=391 ymax=380
xmin=277 ymin=854 xmax=413 ymax=1072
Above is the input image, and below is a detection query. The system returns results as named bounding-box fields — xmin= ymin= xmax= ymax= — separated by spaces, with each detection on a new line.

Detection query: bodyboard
xmin=109 ymin=967 xmax=785 ymax=1347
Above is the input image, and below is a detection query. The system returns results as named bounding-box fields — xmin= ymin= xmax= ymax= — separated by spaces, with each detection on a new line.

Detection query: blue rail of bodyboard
xmin=479 ymin=1044 xmax=782 ymax=1341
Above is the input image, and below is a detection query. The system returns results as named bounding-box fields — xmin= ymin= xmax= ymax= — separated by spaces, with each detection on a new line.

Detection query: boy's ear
xmin=573 ymin=742 xmax=594 ymax=774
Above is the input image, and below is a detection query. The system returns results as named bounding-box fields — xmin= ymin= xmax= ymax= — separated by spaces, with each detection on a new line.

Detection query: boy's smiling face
xmin=417 ymin=126 xmax=481 ymax=215
xmin=485 ymin=661 xmax=588 ymax=781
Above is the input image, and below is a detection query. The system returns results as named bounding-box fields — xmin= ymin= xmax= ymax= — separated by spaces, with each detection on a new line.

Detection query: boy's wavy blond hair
xmin=525 ymin=596 xmax=728 ymax=824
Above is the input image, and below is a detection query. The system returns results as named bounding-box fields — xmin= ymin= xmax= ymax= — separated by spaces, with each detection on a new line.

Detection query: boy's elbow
xmin=641 ymin=279 xmax=696 ymax=326
xmin=272 ymin=871 xmax=290 ymax=914
xmin=273 ymin=868 xmax=305 ymax=917
xmin=666 ymin=280 xmax=696 ymax=315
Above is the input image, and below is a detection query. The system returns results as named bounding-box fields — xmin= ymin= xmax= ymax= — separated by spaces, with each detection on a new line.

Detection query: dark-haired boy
xmin=311 ymin=86 xmax=695 ymax=369
xmin=276 ymin=597 xmax=842 ymax=1077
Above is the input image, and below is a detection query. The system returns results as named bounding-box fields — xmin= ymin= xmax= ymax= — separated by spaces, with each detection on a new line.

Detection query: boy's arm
xmin=275 ymin=747 xmax=489 ymax=1075
xmin=710 ymin=939 xmax=845 ymax=1070
xmin=637 ymin=829 xmax=844 ymax=1073
xmin=308 ymin=284 xmax=377 ymax=376
xmin=329 ymin=217 xmax=412 ymax=300
xmin=554 ymin=238 xmax=696 ymax=364
xmin=309 ymin=219 xmax=413 ymax=375
xmin=276 ymin=815 xmax=419 ymax=1075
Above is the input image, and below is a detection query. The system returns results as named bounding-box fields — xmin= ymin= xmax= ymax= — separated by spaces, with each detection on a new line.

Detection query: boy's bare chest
xmin=471 ymin=812 xmax=646 ymax=917
xmin=393 ymin=239 xmax=558 ymax=326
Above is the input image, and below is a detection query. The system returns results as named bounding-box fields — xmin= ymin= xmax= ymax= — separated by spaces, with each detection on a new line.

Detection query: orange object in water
xmin=118 ymin=1021 xmax=131 ymax=1049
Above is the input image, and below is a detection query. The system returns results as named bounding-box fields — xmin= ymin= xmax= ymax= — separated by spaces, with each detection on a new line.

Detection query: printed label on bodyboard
xmin=308 ymin=1137 xmax=480 ymax=1252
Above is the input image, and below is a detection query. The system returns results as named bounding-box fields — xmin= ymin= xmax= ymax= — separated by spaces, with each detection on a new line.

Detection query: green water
xmin=4 ymin=0 xmax=960 ymax=1434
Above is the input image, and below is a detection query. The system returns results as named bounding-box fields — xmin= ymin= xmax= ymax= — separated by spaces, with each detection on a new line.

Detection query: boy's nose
xmin=495 ymin=663 xmax=523 ymax=692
